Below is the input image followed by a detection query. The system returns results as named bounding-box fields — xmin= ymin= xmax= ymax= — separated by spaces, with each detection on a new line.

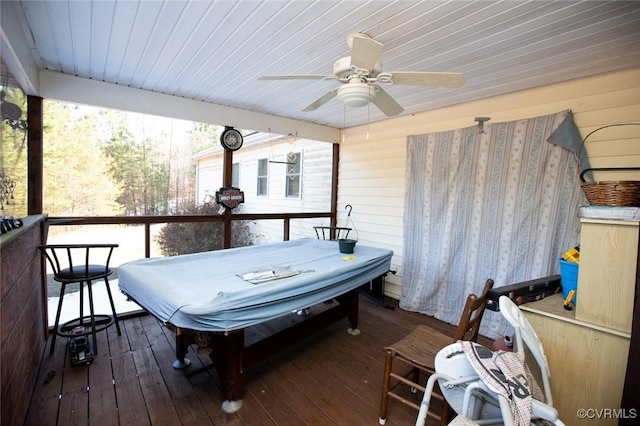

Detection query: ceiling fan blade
xmin=303 ymin=89 xmax=339 ymax=111
xmin=259 ymin=74 xmax=334 ymax=81
xmin=349 ymin=35 xmax=384 ymax=71
xmin=372 ymin=86 xmax=403 ymax=116
xmin=389 ymin=72 xmax=465 ymax=88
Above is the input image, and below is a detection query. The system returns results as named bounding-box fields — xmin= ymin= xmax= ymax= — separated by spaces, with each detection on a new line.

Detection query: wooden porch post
xmin=27 ymin=96 xmax=43 ymax=215
xmin=330 ymin=142 xmax=339 ymax=227
xmin=222 ymin=148 xmax=233 ymax=248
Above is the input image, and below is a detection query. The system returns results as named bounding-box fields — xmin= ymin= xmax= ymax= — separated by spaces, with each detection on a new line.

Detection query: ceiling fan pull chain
xmin=366 ymin=94 xmax=371 ymax=140
xmin=342 ymin=104 xmax=347 ymax=143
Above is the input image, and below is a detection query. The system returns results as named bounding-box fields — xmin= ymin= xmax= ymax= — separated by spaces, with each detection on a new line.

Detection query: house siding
xmin=338 ymin=68 xmax=640 ymax=299
xmin=195 ymin=138 xmax=335 ymax=243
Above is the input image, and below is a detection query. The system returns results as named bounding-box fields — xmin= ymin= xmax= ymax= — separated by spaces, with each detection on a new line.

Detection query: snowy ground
xmin=47 ymin=279 xmax=141 ymax=326
xmin=45 ymin=224 xmax=164 ymax=327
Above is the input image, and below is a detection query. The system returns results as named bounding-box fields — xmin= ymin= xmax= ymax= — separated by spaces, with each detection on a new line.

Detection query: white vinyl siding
xmin=195 ymin=138 xmax=333 ymax=243
xmin=337 ymin=68 xmax=640 ymax=300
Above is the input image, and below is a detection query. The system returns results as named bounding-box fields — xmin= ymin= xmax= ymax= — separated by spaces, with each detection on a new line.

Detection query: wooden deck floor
xmin=25 ymin=295 xmax=492 ymax=426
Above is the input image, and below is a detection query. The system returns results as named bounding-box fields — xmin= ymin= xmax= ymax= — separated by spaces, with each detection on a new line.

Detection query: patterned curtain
xmin=401 ymin=110 xmax=585 ymax=337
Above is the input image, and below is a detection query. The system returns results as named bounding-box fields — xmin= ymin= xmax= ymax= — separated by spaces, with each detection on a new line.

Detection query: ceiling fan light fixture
xmin=337 ymin=82 xmax=376 ymax=107
xmin=259 ymin=33 xmax=463 ymax=117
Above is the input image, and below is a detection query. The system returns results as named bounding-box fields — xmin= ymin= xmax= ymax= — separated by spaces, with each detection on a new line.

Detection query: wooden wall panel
xmin=0 ymin=215 xmax=47 ymax=426
xmin=0 ymin=220 xmax=41 ymax=300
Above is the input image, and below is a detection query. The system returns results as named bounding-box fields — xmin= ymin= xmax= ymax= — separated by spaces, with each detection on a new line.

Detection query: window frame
xmin=256 ymin=158 xmax=269 ymax=196
xmin=232 ymin=162 xmax=240 ymax=188
xmin=285 ymin=151 xmax=302 ymax=199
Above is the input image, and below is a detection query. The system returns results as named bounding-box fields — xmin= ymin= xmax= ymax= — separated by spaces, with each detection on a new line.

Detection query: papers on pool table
xmin=238 ymin=267 xmax=301 ymax=283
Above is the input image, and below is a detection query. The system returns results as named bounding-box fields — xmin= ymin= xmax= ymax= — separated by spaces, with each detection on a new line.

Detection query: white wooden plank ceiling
xmin=8 ymin=0 xmax=640 ymax=129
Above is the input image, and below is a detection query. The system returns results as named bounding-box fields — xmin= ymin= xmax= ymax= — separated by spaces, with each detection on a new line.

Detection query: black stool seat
xmin=56 ymin=265 xmax=111 ymax=280
xmin=40 ymin=244 xmax=121 ymax=359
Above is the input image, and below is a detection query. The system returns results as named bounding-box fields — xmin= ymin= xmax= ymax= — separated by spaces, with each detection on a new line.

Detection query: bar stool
xmin=40 ymin=244 xmax=121 ymax=357
xmin=313 ymin=226 xmax=352 ymax=241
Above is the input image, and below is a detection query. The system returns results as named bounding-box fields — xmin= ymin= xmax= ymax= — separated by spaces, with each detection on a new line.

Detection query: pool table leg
xmin=211 ymin=329 xmax=245 ymax=413
xmin=338 ymin=289 xmax=361 ymax=335
xmin=172 ymin=327 xmax=191 ymax=369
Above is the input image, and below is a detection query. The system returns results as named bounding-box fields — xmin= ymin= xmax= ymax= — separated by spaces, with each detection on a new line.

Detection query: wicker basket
xmin=577 ymin=123 xmax=640 ymax=207
xmin=580 ymin=168 xmax=640 ymax=207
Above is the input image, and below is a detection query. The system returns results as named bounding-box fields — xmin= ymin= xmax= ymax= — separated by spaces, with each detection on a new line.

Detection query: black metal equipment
xmin=485 ymin=275 xmax=561 ymax=311
xmin=68 ymin=335 xmax=94 ymax=366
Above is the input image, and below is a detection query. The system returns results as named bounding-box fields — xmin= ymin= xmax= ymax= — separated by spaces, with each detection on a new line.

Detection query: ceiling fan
xmin=259 ymin=33 xmax=465 ymax=117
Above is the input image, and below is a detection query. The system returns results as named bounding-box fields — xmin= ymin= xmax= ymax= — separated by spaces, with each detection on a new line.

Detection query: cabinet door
xmin=576 ymin=220 xmax=638 ymax=333
xmin=524 ymin=311 xmax=630 ymax=426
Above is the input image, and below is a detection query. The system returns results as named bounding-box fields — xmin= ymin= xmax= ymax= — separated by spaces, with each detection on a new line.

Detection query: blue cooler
xmin=558 ymin=259 xmax=578 ymax=303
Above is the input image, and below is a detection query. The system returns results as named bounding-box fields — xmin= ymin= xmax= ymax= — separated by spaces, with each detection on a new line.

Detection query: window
xmin=0 ymin=72 xmax=28 ymax=217
xmin=257 ymin=158 xmax=268 ymax=196
xmin=41 ymin=100 xmax=242 ymax=217
xmin=285 ymin=152 xmax=301 ymax=198
xmin=232 ymin=162 xmax=240 ymax=187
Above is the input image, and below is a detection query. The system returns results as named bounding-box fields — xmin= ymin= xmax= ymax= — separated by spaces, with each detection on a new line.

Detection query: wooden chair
xmin=379 ymin=278 xmax=494 ymax=425
xmin=40 ymin=244 xmax=122 ymax=357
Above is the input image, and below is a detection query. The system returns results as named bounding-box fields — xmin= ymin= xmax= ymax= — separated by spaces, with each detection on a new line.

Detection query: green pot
xmin=338 ymin=238 xmax=357 ymax=254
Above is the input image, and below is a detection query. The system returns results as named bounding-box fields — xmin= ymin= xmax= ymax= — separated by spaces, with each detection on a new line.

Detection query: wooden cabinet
xmin=520 ymin=214 xmax=638 ymax=425
xmin=575 ymin=219 xmax=638 ymax=333
xmin=521 ymin=295 xmax=630 ymax=426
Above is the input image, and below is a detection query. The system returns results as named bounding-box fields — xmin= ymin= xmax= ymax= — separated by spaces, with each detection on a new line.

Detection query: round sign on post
xmin=220 ymin=127 xmax=243 ymax=151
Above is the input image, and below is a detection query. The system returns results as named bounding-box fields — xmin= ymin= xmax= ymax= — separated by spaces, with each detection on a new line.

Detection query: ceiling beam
xmin=0 ymin=1 xmax=39 ymax=95
xmin=39 ymin=71 xmax=340 ymax=143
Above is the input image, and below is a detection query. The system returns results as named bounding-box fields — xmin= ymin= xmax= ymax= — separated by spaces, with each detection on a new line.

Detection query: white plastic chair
xmin=498 ymin=295 xmax=554 ymax=408
xmin=415 ymin=342 xmax=502 ymax=425
xmin=415 ymin=296 xmax=566 ymax=426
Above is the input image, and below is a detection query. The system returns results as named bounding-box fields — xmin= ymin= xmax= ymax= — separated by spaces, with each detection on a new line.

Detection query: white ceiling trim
xmin=0 ymin=1 xmax=39 ymax=94
xmin=38 ymin=70 xmax=340 ymax=143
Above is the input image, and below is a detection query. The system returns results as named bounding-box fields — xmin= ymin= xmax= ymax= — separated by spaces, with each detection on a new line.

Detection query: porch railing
xmin=45 ymin=212 xmax=334 ymax=257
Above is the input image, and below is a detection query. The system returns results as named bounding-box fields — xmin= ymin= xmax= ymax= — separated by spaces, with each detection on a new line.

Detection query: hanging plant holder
xmin=267 ymin=130 xmax=297 ymax=165
xmin=338 ymin=204 xmax=359 ymax=254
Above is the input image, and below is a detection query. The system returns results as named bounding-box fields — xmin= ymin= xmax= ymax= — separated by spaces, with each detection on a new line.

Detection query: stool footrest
xmin=58 ymin=315 xmax=115 ymax=338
